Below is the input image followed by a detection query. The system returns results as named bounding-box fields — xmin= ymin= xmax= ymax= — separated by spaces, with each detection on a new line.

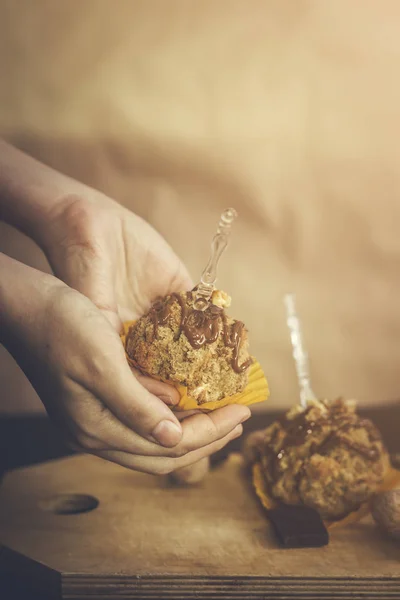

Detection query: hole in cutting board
xmin=39 ymin=493 xmax=99 ymax=515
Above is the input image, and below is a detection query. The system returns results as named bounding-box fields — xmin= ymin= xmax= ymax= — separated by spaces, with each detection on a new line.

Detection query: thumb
xmin=90 ymin=330 xmax=183 ymax=447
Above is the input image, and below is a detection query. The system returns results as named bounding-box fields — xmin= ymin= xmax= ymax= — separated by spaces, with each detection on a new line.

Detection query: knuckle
xmin=50 ymin=196 xmax=112 ymax=263
xmin=57 ymin=197 xmax=99 ymax=240
xmin=84 ymin=355 xmax=105 ymax=381
xmin=45 ymin=286 xmax=76 ymax=323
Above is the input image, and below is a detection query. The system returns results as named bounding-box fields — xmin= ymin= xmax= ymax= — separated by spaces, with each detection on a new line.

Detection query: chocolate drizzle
xmin=222 ymin=314 xmax=253 ymax=373
xmin=263 ymin=402 xmax=384 ymax=488
xmin=149 ymin=293 xmax=253 ymax=374
xmin=150 ymin=294 xmax=188 ymax=340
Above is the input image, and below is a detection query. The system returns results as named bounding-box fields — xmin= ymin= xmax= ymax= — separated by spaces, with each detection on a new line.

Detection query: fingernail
xmin=152 ymin=420 xmax=182 ymax=447
xmin=159 ymin=394 xmax=178 ymax=406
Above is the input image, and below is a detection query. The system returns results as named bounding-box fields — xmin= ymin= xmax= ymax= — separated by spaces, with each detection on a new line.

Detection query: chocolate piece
xmin=267 ymin=504 xmax=329 ymax=548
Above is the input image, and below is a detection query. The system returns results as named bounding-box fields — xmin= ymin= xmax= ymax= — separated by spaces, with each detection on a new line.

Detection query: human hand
xmin=0 ymin=142 xmax=250 ymax=476
xmin=0 ymin=254 xmax=250 ymax=475
xmin=41 ymin=192 xmax=192 ymax=329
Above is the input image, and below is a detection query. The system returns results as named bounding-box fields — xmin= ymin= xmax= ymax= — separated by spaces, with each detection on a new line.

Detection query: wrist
xmin=0 ymin=141 xmax=91 ymax=248
xmin=0 ymin=252 xmax=60 ymax=350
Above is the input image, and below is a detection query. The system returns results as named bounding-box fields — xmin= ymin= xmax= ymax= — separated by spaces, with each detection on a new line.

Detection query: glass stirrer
xmin=284 ymin=293 xmax=316 ymax=408
xmin=192 ymin=208 xmax=238 ymax=311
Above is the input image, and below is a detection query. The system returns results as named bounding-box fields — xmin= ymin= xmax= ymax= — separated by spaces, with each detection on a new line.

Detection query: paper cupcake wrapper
xmin=252 ymin=461 xmax=400 ymax=529
xmin=121 ymin=320 xmax=269 ymax=412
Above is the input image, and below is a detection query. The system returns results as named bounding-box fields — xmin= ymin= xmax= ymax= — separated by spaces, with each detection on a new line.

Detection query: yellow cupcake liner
xmin=252 ymin=462 xmax=276 ymax=511
xmin=121 ymin=320 xmax=269 ymax=412
xmin=252 ymin=461 xmax=400 ymax=530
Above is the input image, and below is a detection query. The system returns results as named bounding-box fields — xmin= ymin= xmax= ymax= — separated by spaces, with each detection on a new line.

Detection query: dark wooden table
xmin=1 ymin=403 xmax=399 ymax=477
xmin=0 ymin=404 xmax=399 ymax=600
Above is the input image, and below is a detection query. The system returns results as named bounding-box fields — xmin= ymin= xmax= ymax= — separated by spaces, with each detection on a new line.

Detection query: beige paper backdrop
xmin=1 ymin=0 xmax=400 ymax=414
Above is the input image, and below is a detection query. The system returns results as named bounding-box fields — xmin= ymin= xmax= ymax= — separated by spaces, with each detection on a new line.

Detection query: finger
xmin=170 ymin=457 xmax=210 ymax=485
xmin=75 ymin=329 xmax=183 ymax=447
xmin=134 ymin=372 xmax=180 ymax=407
xmin=176 ymin=409 xmax=200 ymax=421
xmin=87 ymin=332 xmax=251 ymax=450
xmin=94 ymin=423 xmax=243 ymax=475
xmin=64 ymin=378 xmax=185 ymax=457
xmin=65 ymin=381 xmax=248 ymax=459
xmin=169 ymin=423 xmax=243 ymax=471
xmin=175 ymin=404 xmax=250 ymax=454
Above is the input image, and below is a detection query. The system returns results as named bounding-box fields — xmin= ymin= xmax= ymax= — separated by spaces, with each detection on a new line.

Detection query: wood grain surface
xmin=0 ymin=452 xmax=399 ymax=599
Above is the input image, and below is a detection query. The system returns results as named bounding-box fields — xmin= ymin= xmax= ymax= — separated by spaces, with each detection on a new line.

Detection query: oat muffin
xmin=125 ymin=289 xmax=253 ymax=404
xmin=245 ymin=398 xmax=390 ymax=520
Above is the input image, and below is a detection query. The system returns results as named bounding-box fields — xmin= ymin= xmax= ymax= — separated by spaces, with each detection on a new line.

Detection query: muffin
xmin=245 ymin=398 xmax=391 ymax=520
xmin=123 ymin=289 xmax=269 ymax=409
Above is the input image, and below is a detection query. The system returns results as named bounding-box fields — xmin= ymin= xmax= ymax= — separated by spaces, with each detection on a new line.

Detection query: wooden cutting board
xmin=0 ymin=453 xmax=399 ymax=599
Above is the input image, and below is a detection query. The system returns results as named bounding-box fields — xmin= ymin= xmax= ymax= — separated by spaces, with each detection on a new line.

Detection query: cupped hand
xmin=27 ymin=192 xmax=251 ymax=473
xmin=1 ymin=257 xmax=249 ymax=475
